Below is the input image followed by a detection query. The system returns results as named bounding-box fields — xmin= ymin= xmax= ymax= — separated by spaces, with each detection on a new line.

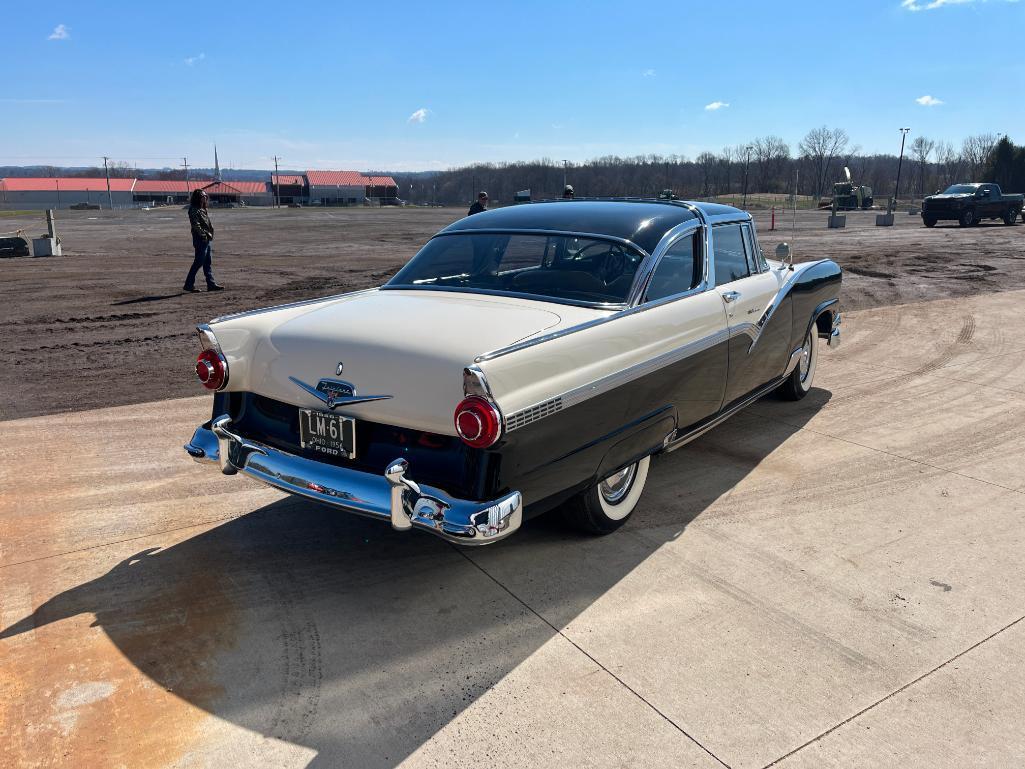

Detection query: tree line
xmin=392 ymin=129 xmax=1012 ymax=206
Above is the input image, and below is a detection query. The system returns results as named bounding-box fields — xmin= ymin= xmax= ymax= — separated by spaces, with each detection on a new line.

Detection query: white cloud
xmin=642 ymin=69 xmax=656 ymax=78
xmin=407 ymin=108 xmax=429 ymax=124
xmin=48 ymin=24 xmax=69 ymax=40
xmin=915 ymin=94 xmax=944 ymax=106
xmin=184 ymin=53 xmax=206 ymax=66
xmin=704 ymin=101 xmax=729 ymax=111
xmin=902 ymin=0 xmax=1015 ymax=10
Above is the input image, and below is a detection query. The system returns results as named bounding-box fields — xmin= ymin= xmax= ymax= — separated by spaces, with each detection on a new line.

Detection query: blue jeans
xmin=185 ymin=240 xmax=215 ymax=288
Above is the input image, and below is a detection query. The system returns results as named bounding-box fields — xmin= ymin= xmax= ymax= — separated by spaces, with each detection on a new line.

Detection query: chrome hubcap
xmin=600 ymin=464 xmax=637 ymax=504
xmin=799 ymin=333 xmax=813 ymax=382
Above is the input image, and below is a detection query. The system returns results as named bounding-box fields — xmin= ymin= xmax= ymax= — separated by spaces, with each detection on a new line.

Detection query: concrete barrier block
xmin=828 ymin=214 xmax=846 ymax=229
xmin=875 ymin=213 xmax=895 ymax=227
xmin=32 ymin=237 xmax=62 ymax=257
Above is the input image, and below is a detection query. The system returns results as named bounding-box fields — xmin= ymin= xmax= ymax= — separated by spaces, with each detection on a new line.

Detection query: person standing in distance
xmin=467 ymin=191 xmax=488 ymax=216
xmin=184 ymin=189 xmax=223 ymax=292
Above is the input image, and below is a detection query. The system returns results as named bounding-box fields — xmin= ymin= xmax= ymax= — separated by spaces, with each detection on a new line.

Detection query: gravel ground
xmin=1 ymin=205 xmax=1022 ymax=419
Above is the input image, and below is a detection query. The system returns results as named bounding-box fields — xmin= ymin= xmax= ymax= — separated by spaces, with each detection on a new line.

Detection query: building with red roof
xmin=306 ymin=170 xmax=399 ymax=205
xmin=0 ymin=177 xmax=136 ymax=209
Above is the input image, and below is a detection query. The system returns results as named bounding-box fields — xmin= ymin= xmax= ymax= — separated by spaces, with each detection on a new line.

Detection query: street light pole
xmin=562 ymin=159 xmax=569 ymax=190
xmin=742 ymin=145 xmax=753 ymax=208
xmin=892 ymin=128 xmax=911 ymax=213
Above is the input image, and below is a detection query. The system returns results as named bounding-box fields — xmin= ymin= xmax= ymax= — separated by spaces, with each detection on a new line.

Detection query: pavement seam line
xmin=0 ymin=513 xmax=242 ymax=570
xmin=760 ymin=612 xmax=1025 ymax=768
xmin=746 ymin=410 xmax=1025 ymax=496
xmin=453 ymin=546 xmax=733 ymax=769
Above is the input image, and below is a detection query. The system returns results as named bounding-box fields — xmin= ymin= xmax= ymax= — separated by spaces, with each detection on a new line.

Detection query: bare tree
xmin=798 ymin=126 xmax=849 ymax=199
xmin=910 ymin=136 xmax=936 ymax=196
xmin=751 ymin=136 xmax=791 ymax=193
xmin=696 ymin=152 xmax=717 ymax=196
xmin=934 ymin=141 xmax=962 ymax=188
xmin=961 ymin=133 xmax=999 ymax=179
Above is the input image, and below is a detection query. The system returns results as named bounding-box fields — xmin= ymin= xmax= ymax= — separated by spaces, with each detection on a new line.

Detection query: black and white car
xmin=185 ymin=200 xmax=842 ymax=544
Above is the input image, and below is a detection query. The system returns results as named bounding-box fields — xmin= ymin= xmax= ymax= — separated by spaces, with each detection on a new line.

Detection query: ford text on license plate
xmin=299 ymin=409 xmax=356 ymax=459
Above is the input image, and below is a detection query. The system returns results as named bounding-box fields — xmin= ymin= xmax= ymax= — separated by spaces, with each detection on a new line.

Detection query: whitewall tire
xmin=563 ymin=456 xmax=651 ymax=534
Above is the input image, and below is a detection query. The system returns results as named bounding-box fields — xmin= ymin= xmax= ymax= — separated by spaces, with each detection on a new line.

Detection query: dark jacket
xmin=188 ymin=205 xmax=214 ymax=245
xmin=467 ymin=200 xmax=487 ymax=216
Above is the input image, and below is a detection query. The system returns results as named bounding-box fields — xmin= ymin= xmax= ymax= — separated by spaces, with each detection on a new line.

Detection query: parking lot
xmin=1 ymin=208 xmax=1024 ymax=767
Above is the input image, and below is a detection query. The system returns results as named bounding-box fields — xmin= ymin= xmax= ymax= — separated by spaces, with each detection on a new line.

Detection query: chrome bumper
xmin=184 ymin=415 xmax=522 ymax=545
xmin=819 ymin=310 xmax=841 ymax=348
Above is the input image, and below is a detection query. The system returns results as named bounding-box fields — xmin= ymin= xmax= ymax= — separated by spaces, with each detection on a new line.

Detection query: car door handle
xmin=721 ymin=290 xmax=741 ymax=304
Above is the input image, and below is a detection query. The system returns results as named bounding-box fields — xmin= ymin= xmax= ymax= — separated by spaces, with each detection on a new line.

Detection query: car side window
xmin=713 ymin=224 xmax=750 ymax=285
xmin=645 ymin=232 xmax=701 ymax=302
xmin=741 ymin=224 xmax=766 ymax=273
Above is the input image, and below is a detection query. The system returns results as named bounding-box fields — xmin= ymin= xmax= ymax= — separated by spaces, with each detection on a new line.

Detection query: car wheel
xmin=562 ymin=456 xmax=651 ymax=535
xmin=778 ymin=327 xmax=818 ymax=401
xmin=958 ymin=209 xmax=975 ymax=227
xmin=923 ymin=216 xmax=937 ymax=228
xmin=1003 ymin=208 xmax=1020 ymax=225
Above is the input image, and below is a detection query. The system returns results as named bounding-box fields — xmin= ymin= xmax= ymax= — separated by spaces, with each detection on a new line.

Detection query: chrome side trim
xmin=662 ymin=373 xmax=783 ymax=454
xmin=503 ymin=326 xmax=731 ymax=431
xmin=187 ymin=418 xmax=523 ymax=545
xmin=731 ymin=260 xmax=830 ymax=353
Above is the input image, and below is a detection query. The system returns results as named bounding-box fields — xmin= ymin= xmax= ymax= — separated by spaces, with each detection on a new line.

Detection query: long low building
xmin=1 ymin=171 xmax=398 ymax=209
xmin=133 ymin=180 xmax=272 ymax=207
xmin=0 ymin=177 xmax=136 ymax=210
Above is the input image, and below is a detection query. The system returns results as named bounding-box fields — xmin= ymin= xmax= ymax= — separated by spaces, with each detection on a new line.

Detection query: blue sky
xmin=3 ymin=0 xmax=1023 ymax=171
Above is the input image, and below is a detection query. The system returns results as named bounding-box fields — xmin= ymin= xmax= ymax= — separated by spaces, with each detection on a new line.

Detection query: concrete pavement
xmin=1 ymin=289 xmax=1023 ymax=768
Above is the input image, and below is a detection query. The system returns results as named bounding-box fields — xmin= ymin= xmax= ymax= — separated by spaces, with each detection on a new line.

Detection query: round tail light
xmin=454 ymin=396 xmax=502 ymax=449
xmin=196 ymin=349 xmax=227 ymax=390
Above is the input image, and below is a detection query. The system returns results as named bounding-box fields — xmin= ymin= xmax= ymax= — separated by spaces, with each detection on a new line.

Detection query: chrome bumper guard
xmin=184 ymin=415 xmax=522 ymax=545
xmin=819 ymin=310 xmax=841 ymax=348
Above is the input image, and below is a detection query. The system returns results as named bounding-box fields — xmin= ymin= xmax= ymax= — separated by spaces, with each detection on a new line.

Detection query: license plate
xmin=299 ymin=409 xmax=356 ymax=459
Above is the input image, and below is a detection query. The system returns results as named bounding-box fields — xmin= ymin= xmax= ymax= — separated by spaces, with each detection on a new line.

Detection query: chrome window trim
xmin=384 ymin=228 xmax=649 ymax=310
xmin=423 ymin=228 xmax=650 ymax=259
xmin=629 ymin=221 xmax=705 ymax=305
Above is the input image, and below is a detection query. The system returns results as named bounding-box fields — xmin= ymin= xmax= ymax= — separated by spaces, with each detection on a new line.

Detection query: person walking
xmin=467 ymin=191 xmax=488 ymax=216
xmin=183 ymin=189 xmax=223 ymax=292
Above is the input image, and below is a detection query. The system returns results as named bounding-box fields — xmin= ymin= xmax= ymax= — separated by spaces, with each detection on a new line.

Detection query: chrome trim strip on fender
xmin=662 ymin=373 xmax=785 ymax=454
xmin=186 ymin=418 xmax=523 ymax=545
xmin=503 ymin=327 xmax=731 ymax=432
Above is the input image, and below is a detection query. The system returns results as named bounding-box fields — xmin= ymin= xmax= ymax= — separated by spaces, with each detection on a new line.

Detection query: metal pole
xmin=893 ymin=128 xmax=910 ymax=213
xmin=742 ymin=146 xmax=752 ymax=208
xmin=103 ymin=156 xmax=114 ymax=210
xmin=183 ymin=157 xmax=190 ymax=197
xmin=273 ymin=155 xmax=281 ymax=208
xmin=562 ymin=160 xmax=569 ymax=189
xmin=55 ymin=178 xmax=61 ymax=209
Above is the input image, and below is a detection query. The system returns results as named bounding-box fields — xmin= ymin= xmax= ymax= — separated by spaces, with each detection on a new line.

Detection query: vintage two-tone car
xmin=185 ymin=199 xmax=841 ymax=545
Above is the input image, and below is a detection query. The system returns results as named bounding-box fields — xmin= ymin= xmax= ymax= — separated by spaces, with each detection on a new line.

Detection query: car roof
xmin=441 ymin=199 xmax=743 ymax=255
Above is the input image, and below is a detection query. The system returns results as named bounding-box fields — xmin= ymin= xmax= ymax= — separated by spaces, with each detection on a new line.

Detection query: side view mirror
xmin=775 ymin=242 xmax=793 ymax=269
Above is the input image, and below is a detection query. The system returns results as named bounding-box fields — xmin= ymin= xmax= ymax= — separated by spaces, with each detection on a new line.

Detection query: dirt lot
xmin=1 ymin=205 xmax=1023 ymax=419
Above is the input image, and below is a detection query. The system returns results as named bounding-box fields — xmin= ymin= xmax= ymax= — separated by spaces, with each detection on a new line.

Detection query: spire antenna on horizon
xmin=213 ymin=144 xmax=222 ymax=183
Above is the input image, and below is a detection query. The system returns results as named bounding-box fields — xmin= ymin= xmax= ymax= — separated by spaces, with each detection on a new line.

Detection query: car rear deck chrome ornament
xmin=289 ymin=376 xmax=392 ymax=409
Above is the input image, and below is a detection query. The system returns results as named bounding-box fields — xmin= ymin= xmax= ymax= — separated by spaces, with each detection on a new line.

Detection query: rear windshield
xmin=942 ymin=185 xmax=979 ymax=194
xmin=385 ymin=232 xmax=645 ymax=305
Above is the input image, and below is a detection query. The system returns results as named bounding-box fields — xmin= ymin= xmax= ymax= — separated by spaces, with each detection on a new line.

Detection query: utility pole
xmin=273 ymin=155 xmax=281 ymax=208
xmin=742 ymin=145 xmax=753 ymax=208
xmin=55 ymin=177 xmax=61 ymax=209
xmin=182 ymin=157 xmax=190 ymax=195
xmin=102 ymin=156 xmax=114 ymax=210
xmin=892 ymin=128 xmax=911 ymax=213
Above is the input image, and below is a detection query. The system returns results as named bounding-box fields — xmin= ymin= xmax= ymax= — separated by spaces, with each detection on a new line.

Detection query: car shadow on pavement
xmin=1 ymin=389 xmax=829 ymax=768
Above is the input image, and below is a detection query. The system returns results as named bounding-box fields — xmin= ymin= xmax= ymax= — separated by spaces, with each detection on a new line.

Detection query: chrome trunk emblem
xmin=289 ymin=376 xmax=392 ymax=409
xmin=336 ymin=362 xmax=344 ymax=375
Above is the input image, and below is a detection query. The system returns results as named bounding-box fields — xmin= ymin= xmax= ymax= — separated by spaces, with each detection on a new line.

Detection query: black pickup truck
xmin=922 ymin=183 xmax=1023 ymax=227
